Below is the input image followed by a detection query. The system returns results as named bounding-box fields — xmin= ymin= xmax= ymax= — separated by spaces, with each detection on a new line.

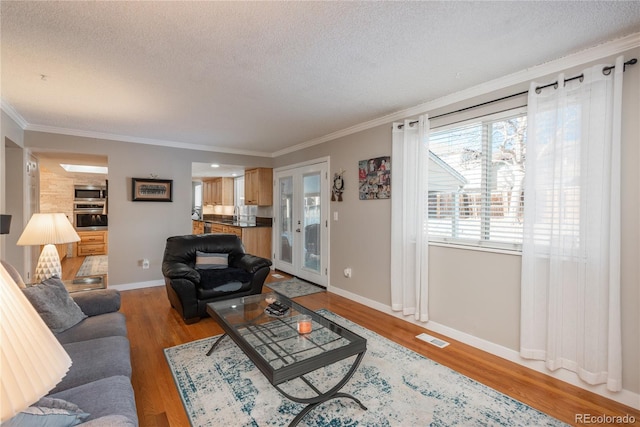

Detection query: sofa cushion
xmin=195 ymin=251 xmax=229 ymax=269
xmin=56 ymin=312 xmax=127 ymax=345
xmin=2 ymin=396 xmax=90 ymax=427
xmin=23 ymin=276 xmax=87 ymax=333
xmin=49 ymin=376 xmax=138 ymax=426
xmin=71 ymin=289 xmax=121 ymax=317
xmin=196 ymin=267 xmax=252 ymax=290
xmin=50 ymin=336 xmax=131 ymax=394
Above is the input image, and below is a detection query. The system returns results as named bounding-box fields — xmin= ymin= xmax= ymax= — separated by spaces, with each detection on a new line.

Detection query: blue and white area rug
xmin=266 ymin=277 xmax=325 ymax=299
xmin=164 ymin=310 xmax=567 ymax=426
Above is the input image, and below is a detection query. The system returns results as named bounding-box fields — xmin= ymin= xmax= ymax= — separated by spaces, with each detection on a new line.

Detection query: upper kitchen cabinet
xmin=244 ymin=168 xmax=273 ymax=206
xmin=203 ymin=177 xmax=234 ymax=206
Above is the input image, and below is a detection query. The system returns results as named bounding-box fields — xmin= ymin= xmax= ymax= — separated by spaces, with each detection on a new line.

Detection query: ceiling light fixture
xmin=60 ymin=164 xmax=108 ymax=174
xmin=211 ymin=164 xmax=220 ymax=168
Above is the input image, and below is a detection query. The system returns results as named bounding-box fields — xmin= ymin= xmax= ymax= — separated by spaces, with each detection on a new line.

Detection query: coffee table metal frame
xmin=206 ymin=292 xmax=367 ymax=426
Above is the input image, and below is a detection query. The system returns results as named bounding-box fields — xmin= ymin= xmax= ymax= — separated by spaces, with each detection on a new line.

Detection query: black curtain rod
xmin=398 ymin=58 xmax=637 ymax=128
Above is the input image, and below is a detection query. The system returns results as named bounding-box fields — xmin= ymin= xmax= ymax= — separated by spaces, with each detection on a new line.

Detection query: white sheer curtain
xmin=391 ymin=115 xmax=429 ymax=322
xmin=520 ymin=57 xmax=624 ymax=391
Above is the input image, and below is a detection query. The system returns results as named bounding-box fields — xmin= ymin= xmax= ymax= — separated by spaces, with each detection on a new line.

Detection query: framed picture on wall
xmin=358 ymin=156 xmax=390 ymax=200
xmin=132 ymin=178 xmax=173 ymax=202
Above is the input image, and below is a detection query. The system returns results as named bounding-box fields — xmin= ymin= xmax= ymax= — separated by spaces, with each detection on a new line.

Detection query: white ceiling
xmin=2 ymin=1 xmax=640 ymax=157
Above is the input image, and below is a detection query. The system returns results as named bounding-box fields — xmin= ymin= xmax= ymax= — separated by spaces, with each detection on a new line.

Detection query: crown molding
xmin=3 ymin=32 xmax=639 ymax=159
xmin=0 ymin=100 xmax=29 ymax=129
xmin=22 ymin=123 xmax=273 ymax=158
xmin=275 ymin=32 xmax=640 ymax=157
xmin=0 ymin=99 xmax=272 ymax=157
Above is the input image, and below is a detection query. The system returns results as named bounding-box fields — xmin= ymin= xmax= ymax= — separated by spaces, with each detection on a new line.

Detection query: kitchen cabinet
xmin=230 ymin=225 xmax=271 ymax=259
xmin=192 ymin=220 xmax=204 ymax=234
xmin=203 ymin=178 xmax=234 ymax=205
xmin=207 ymin=222 xmax=272 ymax=259
xmin=239 ymin=227 xmax=272 ymax=259
xmin=77 ymin=230 xmax=108 ymax=256
xmin=244 ymin=168 xmax=273 ymax=206
xmin=202 ymin=180 xmax=212 ymax=205
xmin=221 ymin=224 xmax=242 ymax=238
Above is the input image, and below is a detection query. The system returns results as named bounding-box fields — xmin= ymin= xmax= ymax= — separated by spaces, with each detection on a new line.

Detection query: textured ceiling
xmin=2 ymin=1 xmax=640 ymax=156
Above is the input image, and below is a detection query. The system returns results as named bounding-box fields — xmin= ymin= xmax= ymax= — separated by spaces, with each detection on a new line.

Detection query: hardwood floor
xmin=95 ymin=268 xmax=639 ymax=426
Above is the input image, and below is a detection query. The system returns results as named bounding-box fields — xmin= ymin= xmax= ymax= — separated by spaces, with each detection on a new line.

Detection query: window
xmin=234 ymin=176 xmax=245 ymax=206
xmin=428 ymin=110 xmax=526 ymax=250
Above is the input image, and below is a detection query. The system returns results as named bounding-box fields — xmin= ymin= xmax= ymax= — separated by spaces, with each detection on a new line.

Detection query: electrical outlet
xmin=142 ymin=259 xmax=150 ymax=269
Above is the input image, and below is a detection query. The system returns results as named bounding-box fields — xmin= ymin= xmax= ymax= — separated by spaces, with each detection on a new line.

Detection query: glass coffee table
xmin=206 ymin=292 xmax=367 ymax=426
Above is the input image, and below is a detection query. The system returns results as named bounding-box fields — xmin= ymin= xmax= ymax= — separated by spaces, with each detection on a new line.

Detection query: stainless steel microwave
xmin=74 ymin=185 xmax=106 ymax=201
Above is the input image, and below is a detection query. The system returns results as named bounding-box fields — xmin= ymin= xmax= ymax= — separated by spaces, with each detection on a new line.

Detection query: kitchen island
xmin=193 ymin=216 xmax=272 ymax=260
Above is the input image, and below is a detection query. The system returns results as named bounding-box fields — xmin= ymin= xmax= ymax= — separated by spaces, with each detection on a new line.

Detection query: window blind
xmin=427 ymin=110 xmax=527 ymax=250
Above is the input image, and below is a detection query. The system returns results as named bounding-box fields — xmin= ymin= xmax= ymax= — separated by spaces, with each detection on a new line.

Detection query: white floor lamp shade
xmin=16 ymin=213 xmax=80 ymax=282
xmin=0 ymin=264 xmax=72 ymax=422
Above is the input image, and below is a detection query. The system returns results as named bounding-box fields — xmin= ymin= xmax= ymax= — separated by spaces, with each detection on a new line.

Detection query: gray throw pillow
xmin=23 ymin=276 xmax=87 ymax=333
xmin=1 ymin=397 xmax=90 ymax=427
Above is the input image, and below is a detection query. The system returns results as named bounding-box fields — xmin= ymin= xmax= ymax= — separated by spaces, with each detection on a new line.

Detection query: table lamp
xmin=17 ymin=213 xmax=80 ymax=282
xmin=0 ymin=263 xmax=72 ymax=422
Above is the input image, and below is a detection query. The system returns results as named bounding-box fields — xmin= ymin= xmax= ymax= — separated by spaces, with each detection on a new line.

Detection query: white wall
xmin=4 ymin=41 xmax=638 ymax=408
xmin=22 ymin=132 xmax=273 ymax=287
xmin=274 ymin=47 xmax=640 ymax=405
xmin=0 ymin=111 xmax=25 ymax=264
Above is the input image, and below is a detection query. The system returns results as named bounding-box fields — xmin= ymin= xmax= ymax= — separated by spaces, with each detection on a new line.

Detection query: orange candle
xmin=297 ymin=315 xmax=312 ymax=334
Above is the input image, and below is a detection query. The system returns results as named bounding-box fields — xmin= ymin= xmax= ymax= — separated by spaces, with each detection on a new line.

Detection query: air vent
xmin=416 ymin=333 xmax=450 ymax=348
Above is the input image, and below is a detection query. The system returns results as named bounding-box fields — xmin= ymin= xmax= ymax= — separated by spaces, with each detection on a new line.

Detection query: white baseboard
xmin=328 ymin=286 xmax=640 ymax=411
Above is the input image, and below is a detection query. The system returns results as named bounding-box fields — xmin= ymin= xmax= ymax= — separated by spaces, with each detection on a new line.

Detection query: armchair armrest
xmin=233 ymin=254 xmax=272 ymax=274
xmin=162 ymin=261 xmax=200 ymax=284
xmin=71 ymin=289 xmax=121 ymax=316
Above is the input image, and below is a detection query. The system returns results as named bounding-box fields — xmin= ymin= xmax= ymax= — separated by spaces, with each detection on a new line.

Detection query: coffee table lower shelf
xmin=206 ymin=294 xmax=368 ymax=426
xmin=207 ymin=333 xmax=367 ymax=426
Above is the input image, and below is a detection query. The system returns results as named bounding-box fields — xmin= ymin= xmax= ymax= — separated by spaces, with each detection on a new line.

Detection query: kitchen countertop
xmin=195 ymin=215 xmax=272 ymax=228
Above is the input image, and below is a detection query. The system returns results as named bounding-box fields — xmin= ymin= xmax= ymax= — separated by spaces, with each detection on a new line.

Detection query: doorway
xmin=273 ymin=160 xmax=329 ymax=286
xmin=33 ymin=151 xmax=109 ymax=281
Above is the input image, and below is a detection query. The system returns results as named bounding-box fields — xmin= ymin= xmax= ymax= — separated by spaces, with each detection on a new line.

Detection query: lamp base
xmin=34 ymin=244 xmax=62 ymax=282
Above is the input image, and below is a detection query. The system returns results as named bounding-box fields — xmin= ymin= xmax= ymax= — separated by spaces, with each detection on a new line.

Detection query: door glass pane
xmin=303 ymin=172 xmax=321 ymax=273
xmin=279 ymin=176 xmax=293 ymax=263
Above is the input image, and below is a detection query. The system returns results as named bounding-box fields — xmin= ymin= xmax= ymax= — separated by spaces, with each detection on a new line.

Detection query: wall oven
xmin=74 ymin=201 xmax=107 ymax=230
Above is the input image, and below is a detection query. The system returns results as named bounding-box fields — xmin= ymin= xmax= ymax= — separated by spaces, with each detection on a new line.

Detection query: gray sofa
xmin=1 ymin=261 xmax=138 ymax=426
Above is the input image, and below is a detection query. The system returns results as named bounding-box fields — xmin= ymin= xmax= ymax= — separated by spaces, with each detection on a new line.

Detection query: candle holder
xmin=297 ymin=315 xmax=312 ymax=334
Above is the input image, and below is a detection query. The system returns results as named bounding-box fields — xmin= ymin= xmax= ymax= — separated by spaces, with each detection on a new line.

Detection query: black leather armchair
xmin=162 ymin=233 xmax=272 ymax=324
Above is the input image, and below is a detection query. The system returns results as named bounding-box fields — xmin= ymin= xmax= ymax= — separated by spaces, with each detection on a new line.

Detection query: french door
xmin=273 ymin=161 xmax=329 ymax=286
